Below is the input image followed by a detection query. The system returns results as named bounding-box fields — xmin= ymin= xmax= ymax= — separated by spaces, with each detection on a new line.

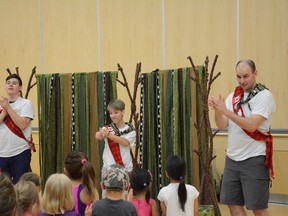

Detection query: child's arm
xmin=126 ymin=188 xmax=133 ymax=201
xmin=80 ymin=187 xmax=99 ymax=204
xmin=84 ymin=204 xmax=92 ymax=216
xmin=151 ymin=200 xmax=159 ymax=216
xmin=91 ymin=187 xmax=99 ymax=202
xmin=106 ymin=132 xmax=130 ymax=146
xmin=159 ymin=201 xmax=166 ymax=216
xmin=100 ymin=127 xmax=131 ymax=146
xmin=193 ymin=198 xmax=199 ymax=216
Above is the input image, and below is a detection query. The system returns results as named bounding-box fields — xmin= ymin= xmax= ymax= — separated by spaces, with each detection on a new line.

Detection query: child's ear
xmin=63 ymin=168 xmax=68 ymax=175
xmin=100 ymin=182 xmax=105 ymax=190
xmin=165 ymin=171 xmax=169 ymax=179
xmin=31 ymin=202 xmax=39 ymax=214
xmin=12 ymin=206 xmax=18 ymax=216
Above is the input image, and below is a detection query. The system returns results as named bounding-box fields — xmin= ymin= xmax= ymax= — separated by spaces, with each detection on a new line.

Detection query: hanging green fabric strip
xmin=183 ymin=67 xmax=192 ymax=183
xmin=78 ymin=73 xmax=88 ymax=152
xmin=140 ymin=67 xmax=194 ymax=201
xmin=164 ymin=70 xmax=173 ymax=158
xmin=36 ymin=71 xmax=118 ymax=188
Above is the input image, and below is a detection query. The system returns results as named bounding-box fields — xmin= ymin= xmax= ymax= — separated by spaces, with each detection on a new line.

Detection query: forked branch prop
xmin=187 ymin=55 xmax=222 ymax=216
xmin=117 ymin=63 xmax=142 ymax=166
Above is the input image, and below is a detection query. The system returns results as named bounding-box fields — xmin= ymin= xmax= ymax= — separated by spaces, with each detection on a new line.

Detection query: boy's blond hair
xmin=107 ymin=99 xmax=125 ymax=111
xmin=41 ymin=173 xmax=74 ymax=214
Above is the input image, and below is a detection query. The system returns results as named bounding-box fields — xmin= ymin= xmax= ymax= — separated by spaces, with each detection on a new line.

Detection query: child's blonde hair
xmin=15 ymin=180 xmax=39 ymax=215
xmin=41 ymin=173 xmax=74 ymax=214
xmin=19 ymin=172 xmax=41 ymax=192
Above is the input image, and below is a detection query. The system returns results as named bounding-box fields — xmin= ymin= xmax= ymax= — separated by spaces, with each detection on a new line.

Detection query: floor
xmin=219 ymin=203 xmax=288 ymax=215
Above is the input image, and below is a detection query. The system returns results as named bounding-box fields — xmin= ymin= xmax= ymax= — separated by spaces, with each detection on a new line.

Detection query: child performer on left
xmin=0 ymin=74 xmax=35 ymax=184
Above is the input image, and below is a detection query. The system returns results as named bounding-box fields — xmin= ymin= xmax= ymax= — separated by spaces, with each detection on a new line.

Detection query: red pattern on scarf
xmin=3 ymin=115 xmax=36 ymax=152
xmin=233 ymin=86 xmax=274 ymax=178
xmin=104 ymin=125 xmax=125 ymax=167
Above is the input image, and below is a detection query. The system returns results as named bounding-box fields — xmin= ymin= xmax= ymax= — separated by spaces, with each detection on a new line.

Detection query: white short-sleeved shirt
xmin=158 ymin=183 xmax=199 ymax=216
xmin=102 ymin=124 xmax=136 ymax=172
xmin=226 ymin=89 xmax=276 ymax=161
xmin=0 ymin=97 xmax=34 ymax=157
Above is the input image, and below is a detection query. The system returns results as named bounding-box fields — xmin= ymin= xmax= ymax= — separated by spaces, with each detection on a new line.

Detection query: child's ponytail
xmin=144 ymin=182 xmax=151 ymax=203
xmin=64 ymin=151 xmax=97 ymax=198
xmin=130 ymin=168 xmax=152 ymax=204
xmin=165 ymin=155 xmax=187 ymax=212
xmin=81 ymin=159 xmax=97 ymax=195
xmin=178 ymin=176 xmax=187 ymax=212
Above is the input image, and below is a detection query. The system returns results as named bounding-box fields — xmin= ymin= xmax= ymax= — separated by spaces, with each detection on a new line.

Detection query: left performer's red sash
xmin=3 ymin=115 xmax=36 ymax=152
xmin=104 ymin=125 xmax=125 ymax=167
xmin=233 ymin=86 xmax=274 ymax=178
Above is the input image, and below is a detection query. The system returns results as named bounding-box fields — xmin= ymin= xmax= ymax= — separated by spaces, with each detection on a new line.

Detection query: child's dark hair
xmin=165 ymin=155 xmax=187 ymax=212
xmin=64 ymin=151 xmax=97 ymax=195
xmin=107 ymin=99 xmax=125 ymax=111
xmin=130 ymin=167 xmax=152 ymax=204
xmin=6 ymin=73 xmax=23 ymax=86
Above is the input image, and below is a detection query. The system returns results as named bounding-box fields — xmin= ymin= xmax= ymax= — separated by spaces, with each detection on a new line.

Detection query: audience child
xmin=0 ymin=174 xmax=18 ymax=216
xmin=95 ymin=99 xmax=136 ymax=173
xmin=128 ymin=167 xmax=158 ymax=216
xmin=39 ymin=173 xmax=91 ymax=216
xmin=19 ymin=171 xmax=41 ymax=193
xmin=15 ymin=180 xmax=40 ymax=216
xmin=92 ymin=164 xmax=137 ymax=216
xmin=157 ymin=155 xmax=199 ymax=216
xmin=64 ymin=151 xmax=99 ymax=216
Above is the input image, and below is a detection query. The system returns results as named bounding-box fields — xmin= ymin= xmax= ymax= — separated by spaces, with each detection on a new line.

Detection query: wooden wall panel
xmin=240 ymin=0 xmax=288 ymax=128
xmin=41 ymin=0 xmax=99 ymax=74
xmin=100 ymin=0 xmax=162 ymax=105
xmin=0 ymin=0 xmax=40 ymax=126
xmin=165 ymin=0 xmax=237 ymax=98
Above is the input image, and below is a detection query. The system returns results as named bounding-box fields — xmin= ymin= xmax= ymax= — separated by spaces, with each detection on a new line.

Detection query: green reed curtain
xmin=36 ymin=72 xmax=117 ymax=188
xmin=139 ymin=67 xmax=194 ymax=199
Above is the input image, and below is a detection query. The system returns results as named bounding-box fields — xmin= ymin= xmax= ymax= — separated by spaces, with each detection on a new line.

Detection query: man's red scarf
xmin=233 ymin=85 xmax=274 ymax=178
xmin=104 ymin=123 xmax=134 ymax=167
xmin=3 ymin=114 xmax=36 ymax=152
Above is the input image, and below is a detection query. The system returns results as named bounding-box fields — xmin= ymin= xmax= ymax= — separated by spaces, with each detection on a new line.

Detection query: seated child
xmin=39 ymin=173 xmax=92 ymax=216
xmin=0 ymin=174 xmax=17 ymax=216
xmin=158 ymin=155 xmax=199 ymax=216
xmin=129 ymin=167 xmax=158 ymax=216
xmin=64 ymin=151 xmax=99 ymax=216
xmin=15 ymin=180 xmax=40 ymax=216
xmin=92 ymin=164 xmax=137 ymax=216
xmin=19 ymin=172 xmax=41 ymax=193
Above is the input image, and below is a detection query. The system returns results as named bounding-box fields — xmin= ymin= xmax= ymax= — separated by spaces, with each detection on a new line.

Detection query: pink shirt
xmin=131 ymin=198 xmax=155 ymax=216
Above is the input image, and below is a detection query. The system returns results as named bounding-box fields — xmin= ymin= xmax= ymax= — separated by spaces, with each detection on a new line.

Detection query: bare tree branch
xmin=117 ymin=63 xmax=142 ymax=168
xmin=25 ymin=66 xmax=37 ymax=99
xmin=187 ymin=55 xmax=222 ymax=216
